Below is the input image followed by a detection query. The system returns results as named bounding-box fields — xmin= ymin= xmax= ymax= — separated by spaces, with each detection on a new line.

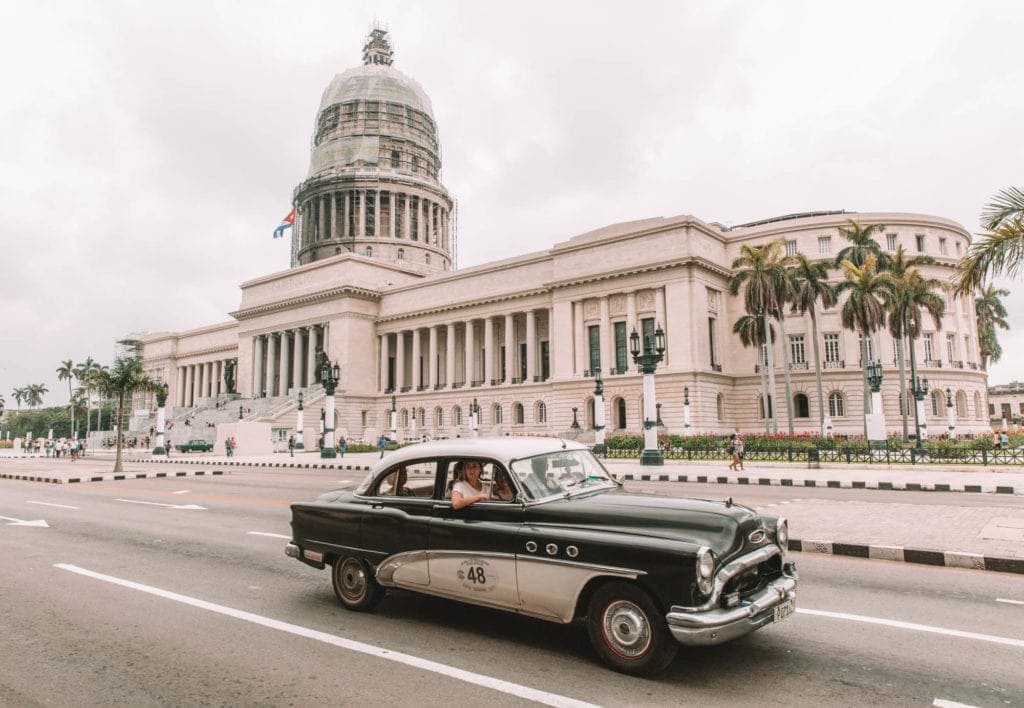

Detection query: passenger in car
xmin=451 ymin=460 xmax=489 ymax=509
xmin=491 ymin=468 xmax=514 ymax=501
xmin=381 ymin=467 xmax=415 ymax=496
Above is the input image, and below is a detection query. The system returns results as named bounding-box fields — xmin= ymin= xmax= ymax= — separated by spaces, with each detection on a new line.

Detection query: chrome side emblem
xmin=566 ymin=545 xmax=579 ymax=558
xmin=525 ymin=541 xmax=538 ymax=553
xmin=545 ymin=543 xmax=558 ymax=555
xmin=749 ymin=530 xmax=766 ymax=544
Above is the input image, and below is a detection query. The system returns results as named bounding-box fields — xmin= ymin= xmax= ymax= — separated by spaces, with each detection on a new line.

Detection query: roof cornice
xmin=231 ymin=285 xmax=380 ymax=320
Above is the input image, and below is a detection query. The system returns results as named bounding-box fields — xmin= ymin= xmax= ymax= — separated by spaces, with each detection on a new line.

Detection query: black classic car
xmin=286 ymin=437 xmax=797 ymax=675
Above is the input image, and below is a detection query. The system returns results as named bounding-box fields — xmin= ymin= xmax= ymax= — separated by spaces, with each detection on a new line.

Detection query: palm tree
xmin=93 ymin=356 xmax=161 ymax=473
xmin=837 ymin=255 xmax=892 ymax=433
xmin=791 ymin=253 xmax=838 ymax=435
xmin=57 ymin=359 xmax=77 ymax=438
xmin=12 ymin=387 xmax=26 ymax=411
xmin=734 ymin=314 xmax=776 ymax=433
xmin=26 ymin=384 xmax=49 ymax=409
xmin=730 ymin=241 xmax=792 ymax=433
xmin=883 ymin=246 xmax=937 ymax=440
xmin=954 ymin=187 xmax=1024 ymax=295
xmin=835 ymin=219 xmax=888 ymax=270
xmin=75 ymin=357 xmax=101 ymax=435
xmin=975 ymin=284 xmax=1010 ymax=369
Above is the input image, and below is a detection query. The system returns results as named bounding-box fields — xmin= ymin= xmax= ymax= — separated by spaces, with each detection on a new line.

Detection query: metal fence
xmin=602 ymin=446 xmax=1024 ymax=465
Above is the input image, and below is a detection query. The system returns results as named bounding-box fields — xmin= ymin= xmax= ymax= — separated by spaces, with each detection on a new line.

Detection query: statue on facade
xmin=315 ymin=347 xmax=329 ymax=382
xmin=224 ymin=358 xmax=237 ymax=394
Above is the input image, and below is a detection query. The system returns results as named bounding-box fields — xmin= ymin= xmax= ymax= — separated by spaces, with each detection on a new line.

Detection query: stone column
xmin=395 ymin=330 xmax=406 ymax=391
xmin=504 ymin=313 xmax=514 ymax=383
xmin=176 ymin=366 xmax=185 ymax=407
xmin=428 ymin=326 xmax=438 ymax=389
xmin=292 ymin=328 xmax=304 ymax=391
xmin=279 ymin=330 xmax=291 ymax=395
xmin=266 ymin=333 xmax=278 ymax=397
xmin=344 ymin=191 xmax=351 ymax=238
xmin=442 ymin=208 xmax=449 ymax=251
xmin=465 ymin=320 xmax=475 ymax=385
xmin=215 ymin=360 xmax=223 ymax=396
xmin=316 ymin=195 xmax=325 ymax=242
xmin=526 ymin=309 xmax=537 ymax=381
xmin=404 ymin=194 xmax=411 ymax=239
xmin=206 ymin=361 xmax=215 ymax=398
xmin=599 ymin=296 xmax=611 ymax=376
xmin=446 ymin=323 xmax=456 ymax=387
xmin=655 ymin=287 xmax=667 ymax=364
xmin=420 ymin=198 xmax=428 ymax=243
xmin=330 ymin=192 xmax=338 ymax=239
xmin=411 ymin=328 xmax=422 ymax=390
xmin=253 ymin=337 xmax=264 ymax=398
xmin=484 ymin=316 xmax=495 ymax=384
xmin=389 ymin=191 xmax=397 ymax=238
xmin=306 ymin=326 xmax=319 ymax=386
xmin=184 ymin=365 xmax=194 ymax=407
xmin=374 ymin=190 xmax=381 ymax=237
xmin=380 ymin=333 xmax=390 ymax=392
xmin=626 ymin=292 xmax=637 ymax=343
xmin=358 ymin=189 xmax=366 ymax=238
xmin=573 ymin=301 xmax=585 ymax=376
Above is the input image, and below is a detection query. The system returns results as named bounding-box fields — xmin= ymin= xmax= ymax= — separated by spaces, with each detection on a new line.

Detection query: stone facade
xmin=133 ymin=31 xmax=990 ymax=444
xmin=987 ymin=381 xmax=1024 ymax=430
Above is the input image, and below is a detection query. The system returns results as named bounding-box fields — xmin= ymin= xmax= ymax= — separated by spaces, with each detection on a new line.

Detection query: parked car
xmin=176 ymin=439 xmax=213 ymax=452
xmin=286 ymin=437 xmax=797 ymax=675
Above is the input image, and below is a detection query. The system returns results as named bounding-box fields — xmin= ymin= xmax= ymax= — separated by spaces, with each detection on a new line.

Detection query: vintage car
xmin=175 ymin=439 xmax=213 ymax=452
xmin=286 ymin=437 xmax=797 ymax=675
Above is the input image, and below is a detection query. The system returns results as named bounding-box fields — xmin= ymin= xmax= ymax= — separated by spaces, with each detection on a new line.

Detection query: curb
xmin=130 ymin=458 xmax=372 ymax=472
xmin=622 ymin=472 xmax=1020 ymax=495
xmin=0 ymin=469 xmax=229 ymax=485
xmin=788 ymin=538 xmax=1024 ymax=575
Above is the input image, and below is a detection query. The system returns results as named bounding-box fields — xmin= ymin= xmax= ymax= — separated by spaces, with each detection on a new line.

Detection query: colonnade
xmin=175 ymin=358 xmax=236 ymax=408
xmin=299 ymin=188 xmax=450 ymax=250
xmin=251 ymin=323 xmax=327 ymax=398
xmin=379 ymin=309 xmax=552 ymax=393
xmin=572 ymin=288 xmax=666 ymax=377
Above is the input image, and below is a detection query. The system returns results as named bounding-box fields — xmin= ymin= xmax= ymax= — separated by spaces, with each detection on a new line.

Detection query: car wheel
xmin=586 ymin=581 xmax=677 ymax=676
xmin=331 ymin=556 xmax=383 ymax=611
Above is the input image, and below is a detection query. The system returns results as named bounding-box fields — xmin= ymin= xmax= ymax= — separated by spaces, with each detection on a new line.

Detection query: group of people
xmin=224 ymin=437 xmax=237 ymax=457
xmin=43 ymin=438 xmax=85 ymax=460
xmin=993 ymin=430 xmax=1011 ymax=449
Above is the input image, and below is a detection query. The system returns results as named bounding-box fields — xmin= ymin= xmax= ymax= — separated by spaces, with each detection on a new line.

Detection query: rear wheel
xmin=586 ymin=581 xmax=677 ymax=676
xmin=331 ymin=556 xmax=383 ymax=611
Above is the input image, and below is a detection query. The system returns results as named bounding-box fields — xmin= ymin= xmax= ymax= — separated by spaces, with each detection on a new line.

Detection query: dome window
xmin=391 ymin=150 xmax=400 ymax=168
xmin=397 ymin=248 xmax=404 ymax=260
xmin=411 ymin=155 xmax=418 ymax=173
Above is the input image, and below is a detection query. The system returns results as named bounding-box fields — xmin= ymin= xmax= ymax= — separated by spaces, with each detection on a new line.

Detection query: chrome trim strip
xmin=516 ymin=555 xmax=645 ymax=577
xmin=284 ymin=543 xmax=300 ymax=558
xmin=375 ymin=550 xmax=429 ymax=586
xmin=666 ymin=573 xmax=797 ymax=646
xmin=677 ymin=545 xmax=782 ymax=612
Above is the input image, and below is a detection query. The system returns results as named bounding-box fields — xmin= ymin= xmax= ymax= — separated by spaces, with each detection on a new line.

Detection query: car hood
xmin=526 ymin=488 xmax=764 ymax=554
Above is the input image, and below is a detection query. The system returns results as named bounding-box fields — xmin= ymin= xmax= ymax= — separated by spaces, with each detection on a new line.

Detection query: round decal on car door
xmin=457 ymin=558 xmax=497 ymax=593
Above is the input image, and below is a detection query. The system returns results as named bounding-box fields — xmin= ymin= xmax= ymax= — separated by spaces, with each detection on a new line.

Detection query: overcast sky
xmin=2 ymin=0 xmax=1023 ymax=408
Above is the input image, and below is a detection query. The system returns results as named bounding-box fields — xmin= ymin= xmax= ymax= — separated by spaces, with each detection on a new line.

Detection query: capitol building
xmin=135 ymin=29 xmax=990 ymax=445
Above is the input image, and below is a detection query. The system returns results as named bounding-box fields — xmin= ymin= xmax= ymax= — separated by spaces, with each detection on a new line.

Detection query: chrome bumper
xmin=285 ymin=542 xmax=300 ymax=558
xmin=666 ymin=566 xmax=798 ymax=646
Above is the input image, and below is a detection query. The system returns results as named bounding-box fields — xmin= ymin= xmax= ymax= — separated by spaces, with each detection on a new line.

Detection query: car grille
xmin=721 ymin=553 xmax=782 ymax=602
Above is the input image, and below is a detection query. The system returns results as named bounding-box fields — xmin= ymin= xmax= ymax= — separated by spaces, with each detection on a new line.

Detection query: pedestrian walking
xmin=1000 ymin=431 xmax=1010 ymax=450
xmin=728 ymin=431 xmax=745 ymax=471
xmin=288 ymin=435 xmax=295 ymax=457
xmin=378 ymin=434 xmax=388 ymax=458
xmin=993 ymin=430 xmax=1001 ymax=449
xmin=337 ymin=438 xmax=346 ymax=457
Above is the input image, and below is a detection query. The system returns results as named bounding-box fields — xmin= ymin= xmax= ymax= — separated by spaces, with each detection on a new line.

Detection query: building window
xmin=886 ymin=233 xmax=898 ymax=251
xmin=425 ymin=254 xmax=430 ymax=265
xmin=915 ymin=234 xmax=926 ymax=252
xmin=793 ymin=393 xmax=810 ymax=418
xmin=514 ymin=403 xmax=524 ymax=424
xmin=818 ymin=236 xmax=831 ymax=254
xmin=390 ymin=150 xmax=400 ymax=168
xmin=923 ymin=333 xmax=934 ymax=361
xmin=361 ymin=410 xmax=367 ymax=427
xmin=401 ymin=409 xmax=409 ymax=427
xmin=708 ymin=318 xmax=718 ymax=368
xmin=541 ymin=341 xmax=550 ymax=380
xmin=453 ymin=406 xmax=462 ymax=426
xmin=946 ymin=333 xmax=956 ymax=362
xmin=588 ymin=325 xmax=601 ymax=374
xmin=493 ymin=404 xmax=503 ymax=425
xmin=614 ymin=322 xmax=628 ymax=373
xmin=789 ymin=335 xmax=806 ymax=365
xmin=641 ymin=317 xmax=655 ymax=353
xmin=758 ymin=395 xmax=774 ymax=419
xmin=976 ymin=392 xmax=983 ymax=419
xmin=824 ymin=333 xmax=841 ymax=364
xmin=785 ymin=240 xmax=798 ymax=256
xmin=828 ymin=392 xmax=846 ymax=418
xmin=435 ymin=407 xmax=444 ymax=428
xmin=858 ymin=335 xmax=875 ymax=363
xmin=616 ymin=398 xmax=627 ymax=428
xmin=892 ymin=337 xmax=903 ymax=364
xmin=397 ymin=248 xmax=404 ymax=260
xmin=536 ymin=401 xmax=547 ymax=424
xmin=717 ymin=393 xmax=725 ymax=421
xmin=955 ymin=241 xmax=962 ymax=255
xmin=931 ymin=390 xmax=943 ymax=417
xmin=956 ymin=393 xmax=967 ymax=418
xmin=365 ymin=246 xmax=372 ymax=257
xmin=939 ymin=237 xmax=948 ymax=255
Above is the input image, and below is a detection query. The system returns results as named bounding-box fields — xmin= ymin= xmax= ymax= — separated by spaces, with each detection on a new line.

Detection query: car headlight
xmin=776 ymin=517 xmax=789 ymax=548
xmin=696 ymin=546 xmax=714 ymax=594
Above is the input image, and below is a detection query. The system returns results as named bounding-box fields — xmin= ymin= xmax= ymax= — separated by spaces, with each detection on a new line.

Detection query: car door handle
xmin=432 ymin=503 xmax=448 ymax=510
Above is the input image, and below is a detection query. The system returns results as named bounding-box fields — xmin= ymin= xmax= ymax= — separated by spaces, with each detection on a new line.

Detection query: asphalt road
xmin=1 ymin=468 xmax=1022 ymax=706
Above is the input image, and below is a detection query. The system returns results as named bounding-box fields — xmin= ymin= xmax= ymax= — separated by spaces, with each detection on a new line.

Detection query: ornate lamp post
xmin=911 ymin=374 xmax=930 ymax=449
xmin=152 ymin=384 xmax=168 ymax=456
xmin=470 ymin=398 xmax=480 ymax=437
xmin=865 ymin=360 xmax=886 ymax=450
xmin=945 ymin=387 xmax=957 ymax=440
xmin=630 ymin=323 xmax=666 ymax=466
xmin=389 ymin=395 xmax=398 ymax=441
xmin=683 ymin=386 xmax=693 ymax=437
xmin=320 ymin=360 xmax=340 ymax=459
xmin=592 ymin=372 xmax=607 ymax=456
xmin=571 ymin=407 xmax=581 ymax=430
xmin=294 ymin=391 xmax=305 ymax=450
xmin=238 ymin=405 xmax=244 ymax=421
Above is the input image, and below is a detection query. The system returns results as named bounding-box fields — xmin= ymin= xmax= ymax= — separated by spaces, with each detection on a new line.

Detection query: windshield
xmin=510 ymin=450 xmax=617 ymax=501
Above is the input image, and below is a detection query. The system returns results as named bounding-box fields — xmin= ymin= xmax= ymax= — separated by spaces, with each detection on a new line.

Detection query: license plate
xmin=773 ymin=599 xmax=795 ymax=623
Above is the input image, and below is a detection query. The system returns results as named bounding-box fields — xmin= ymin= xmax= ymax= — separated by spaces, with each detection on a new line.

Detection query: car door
xmin=427 ymin=459 xmax=523 ymax=610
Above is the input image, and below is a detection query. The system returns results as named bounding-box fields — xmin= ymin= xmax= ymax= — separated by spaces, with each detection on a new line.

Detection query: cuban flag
xmin=273 ymin=208 xmax=296 ymax=239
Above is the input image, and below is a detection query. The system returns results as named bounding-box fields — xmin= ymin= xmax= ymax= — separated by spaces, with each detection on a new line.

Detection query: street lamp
xmin=945 ymin=386 xmax=956 ymax=439
xmin=864 ymin=360 xmax=886 ymax=450
xmin=683 ymin=386 xmax=693 ymax=437
xmin=389 ymin=395 xmax=398 ymax=441
xmin=320 ymin=360 xmax=340 ymax=459
xmin=571 ymin=407 xmax=580 ymax=430
xmin=911 ymin=374 xmax=930 ymax=449
xmin=470 ymin=398 xmax=480 ymax=437
xmin=152 ymin=384 xmax=168 ymax=456
xmin=592 ymin=372 xmax=607 ymax=456
xmin=630 ymin=323 xmax=666 ymax=466
xmin=294 ymin=391 xmax=305 ymax=450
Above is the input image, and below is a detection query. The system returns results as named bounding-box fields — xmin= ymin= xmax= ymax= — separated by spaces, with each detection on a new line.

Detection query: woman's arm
xmin=452 ymin=489 xmax=487 ymax=509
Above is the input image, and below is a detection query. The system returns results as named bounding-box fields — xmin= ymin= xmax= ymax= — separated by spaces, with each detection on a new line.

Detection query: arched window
xmin=931 ymin=390 xmax=944 ymax=417
xmin=974 ymin=391 xmax=983 ymax=419
xmin=435 ymin=407 xmax=444 ymax=428
xmin=585 ymin=397 xmax=595 ymax=428
xmin=425 ymin=254 xmax=430 ymax=265
xmin=793 ymin=393 xmax=809 ymax=418
xmin=493 ymin=404 xmax=503 ymax=425
xmin=417 ymin=408 xmax=425 ymax=426
xmin=828 ymin=392 xmax=845 ymax=418
xmin=390 ymin=150 xmax=400 ymax=168
xmin=616 ymin=398 xmax=627 ymax=429
xmin=397 ymin=248 xmax=404 ymax=260
xmin=716 ymin=393 xmax=725 ymax=421
xmin=453 ymin=405 xmax=462 ymax=426
xmin=956 ymin=391 xmax=968 ymax=418
xmin=514 ymin=402 xmax=524 ymax=425
xmin=401 ymin=409 xmax=409 ymax=427
xmin=365 ymin=246 xmax=372 ymax=257
xmin=411 ymin=155 xmax=419 ymax=172
xmin=361 ymin=410 xmax=367 ymax=427
xmin=536 ymin=401 xmax=547 ymax=423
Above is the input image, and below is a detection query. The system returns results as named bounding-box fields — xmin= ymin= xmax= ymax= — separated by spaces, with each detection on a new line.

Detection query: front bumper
xmin=666 ymin=563 xmax=798 ymax=646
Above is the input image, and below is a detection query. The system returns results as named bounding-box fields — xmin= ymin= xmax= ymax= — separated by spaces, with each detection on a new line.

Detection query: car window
xmin=371 ymin=461 xmax=436 ymax=498
xmin=442 ymin=459 xmax=516 ymax=503
xmin=511 ymin=450 xmax=616 ymax=501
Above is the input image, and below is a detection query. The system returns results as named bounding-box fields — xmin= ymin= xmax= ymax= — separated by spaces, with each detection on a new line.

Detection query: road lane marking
xmin=171 ymin=490 xmax=191 ymax=495
xmin=996 ymin=598 xmax=1024 ymax=606
xmin=27 ymin=501 xmax=79 ymax=509
xmin=798 ymin=608 xmax=1024 ymax=648
xmin=248 ymin=531 xmax=290 ymax=539
xmin=933 ymin=700 xmax=978 ymax=708
xmin=54 ymin=564 xmax=597 ymax=708
xmin=115 ymin=499 xmax=206 ymax=510
xmin=0 ymin=515 xmax=49 ymax=527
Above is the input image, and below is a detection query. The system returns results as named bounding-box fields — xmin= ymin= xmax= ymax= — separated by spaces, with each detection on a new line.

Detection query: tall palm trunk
xmin=860 ymin=335 xmax=870 ymax=436
xmin=113 ymin=392 xmax=125 ymax=474
xmin=810 ymin=310 xmax=826 ymax=435
xmin=759 ymin=346 xmax=770 ymax=434
xmin=762 ymin=314 xmax=778 ymax=433
xmin=897 ymin=334 xmax=909 ymax=441
xmin=777 ymin=311 xmax=795 ymax=435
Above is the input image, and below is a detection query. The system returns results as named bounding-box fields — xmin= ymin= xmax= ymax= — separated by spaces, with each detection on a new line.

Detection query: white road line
xmin=933 ymin=699 xmax=978 ymax=708
xmin=171 ymin=490 xmax=191 ymax=495
xmin=996 ymin=598 xmax=1024 ymax=606
xmin=247 ymin=532 xmax=290 ymax=539
xmin=27 ymin=501 xmax=79 ymax=510
xmin=114 ymin=499 xmax=206 ymax=510
xmin=54 ymin=564 xmax=598 ymax=708
xmin=798 ymin=608 xmax=1024 ymax=648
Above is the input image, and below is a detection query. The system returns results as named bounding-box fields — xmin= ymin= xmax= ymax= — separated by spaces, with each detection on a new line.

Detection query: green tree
xmin=834 ymin=219 xmax=888 ymax=270
xmin=75 ymin=357 xmax=103 ymax=435
xmin=954 ymin=187 xmax=1024 ymax=295
xmin=56 ymin=359 xmax=77 ymax=438
xmin=837 ymin=255 xmax=892 ymax=433
xmin=790 ymin=253 xmax=838 ymax=435
xmin=882 ymin=245 xmax=937 ymax=440
xmin=93 ymin=357 xmax=161 ymax=473
xmin=974 ymin=284 xmax=1010 ymax=369
xmin=733 ymin=314 xmax=775 ymax=432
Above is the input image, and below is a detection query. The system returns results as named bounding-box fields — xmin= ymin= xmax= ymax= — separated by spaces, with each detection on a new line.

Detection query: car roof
xmin=375 ymin=436 xmax=588 ymax=470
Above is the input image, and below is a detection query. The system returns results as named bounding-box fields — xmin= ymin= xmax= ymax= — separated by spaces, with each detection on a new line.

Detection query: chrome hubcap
xmin=603 ymin=600 xmax=651 ymax=658
xmin=338 ymin=559 xmax=366 ymax=602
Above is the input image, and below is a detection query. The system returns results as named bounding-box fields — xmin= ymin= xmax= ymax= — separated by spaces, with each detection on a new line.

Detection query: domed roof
xmin=317 ymin=63 xmax=434 ymax=117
